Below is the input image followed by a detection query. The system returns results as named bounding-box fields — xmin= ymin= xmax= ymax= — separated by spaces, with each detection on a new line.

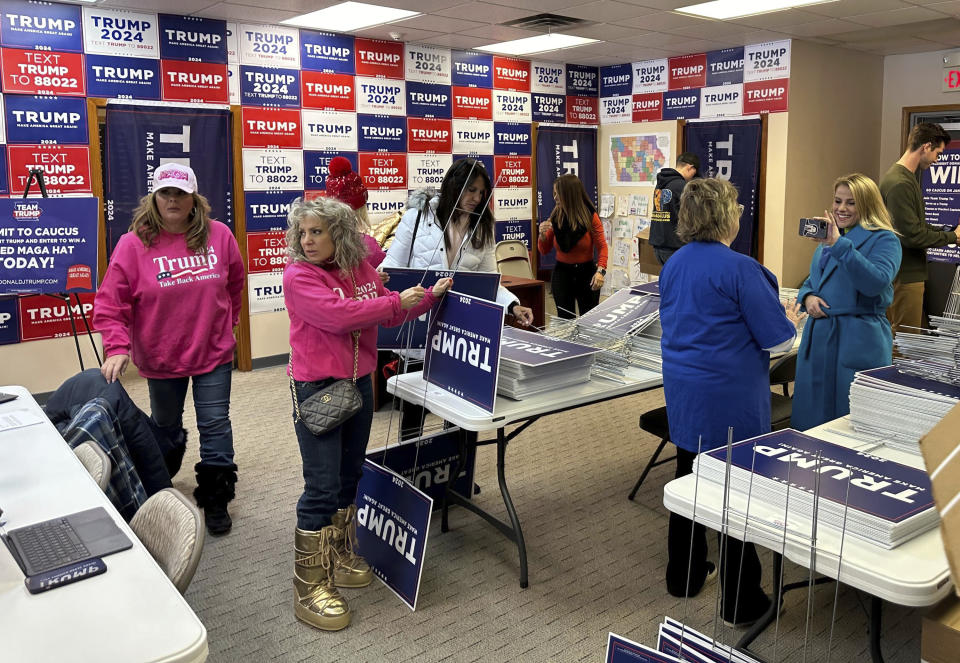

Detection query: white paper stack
xmin=848 ymin=366 xmax=960 ymax=454
xmin=695 ymin=429 xmax=938 ymax=549
xmin=497 ymin=327 xmax=600 ymax=399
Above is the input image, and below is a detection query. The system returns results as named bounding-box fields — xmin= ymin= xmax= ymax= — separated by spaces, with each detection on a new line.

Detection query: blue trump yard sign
xmin=378 ymin=268 xmax=500 ymax=350
xmin=354 ymin=460 xmax=432 ymax=611
xmin=424 ymin=291 xmax=503 ymax=413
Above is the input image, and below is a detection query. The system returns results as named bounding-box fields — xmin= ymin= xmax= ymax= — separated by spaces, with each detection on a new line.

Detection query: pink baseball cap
xmin=152 ymin=163 xmax=197 ymax=194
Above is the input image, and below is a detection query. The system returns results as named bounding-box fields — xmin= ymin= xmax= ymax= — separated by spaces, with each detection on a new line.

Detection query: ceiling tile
xmin=208 ymin=0 xmax=337 ymax=10
xmin=868 ymin=37 xmax=947 ymax=54
xmin=99 ymin=0 xmax=220 ymax=12
xmin=390 ymin=14 xmax=487 ymax=32
xmin=486 ymin=0 xmax=581 ymax=11
xmin=196 ymin=2 xmax=299 ymax=22
xmin=802 ymin=0 xmax=917 ymax=18
xmin=457 ymin=24 xmax=539 ymax=40
xmin=776 ymin=18 xmax=869 ymax=37
xmin=614 ymin=30 xmax=687 ymax=47
xmin=924 ymin=1 xmax=960 ymax=14
xmin=560 ymin=0 xmax=652 ymax=22
xmin=615 ymin=0 xmax=691 ymax=8
xmin=351 ymin=26 xmax=445 ymax=42
xmin=621 ymin=11 xmax=704 ymax=31
xmin=420 ymin=33 xmax=492 ymax=48
xmin=378 ymin=0 xmax=465 ymax=11
xmin=431 ymin=2 xmax=535 ymax=23
xmin=847 ymin=6 xmax=950 ymax=27
xmin=667 ymin=19 xmax=762 ymax=39
xmin=563 ymin=23 xmax=644 ymax=41
xmin=726 ymin=8 xmax=826 ymax=29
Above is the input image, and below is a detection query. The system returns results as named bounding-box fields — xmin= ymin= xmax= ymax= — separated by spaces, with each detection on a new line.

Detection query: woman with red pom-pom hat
xmin=324 ymin=156 xmax=387 ymax=274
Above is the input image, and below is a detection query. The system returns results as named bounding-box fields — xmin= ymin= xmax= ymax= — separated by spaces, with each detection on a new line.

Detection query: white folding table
xmin=662 ymin=417 xmax=951 ymax=663
xmin=0 ymin=385 xmax=208 ymax=663
xmin=388 ymin=369 xmax=663 ymax=587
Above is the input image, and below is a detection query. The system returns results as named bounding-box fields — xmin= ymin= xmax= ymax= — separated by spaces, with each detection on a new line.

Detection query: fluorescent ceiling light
xmin=476 ymin=33 xmax=598 ymax=56
xmin=675 ymin=0 xmax=839 ymax=20
xmin=281 ymin=2 xmax=419 ymax=32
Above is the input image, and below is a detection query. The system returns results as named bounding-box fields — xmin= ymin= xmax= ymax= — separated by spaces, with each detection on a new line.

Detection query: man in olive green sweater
xmin=880 ymin=122 xmax=958 ymax=334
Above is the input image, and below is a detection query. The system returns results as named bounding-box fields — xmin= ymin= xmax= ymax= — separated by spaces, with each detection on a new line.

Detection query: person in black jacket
xmin=650 ymin=152 xmax=700 ymax=265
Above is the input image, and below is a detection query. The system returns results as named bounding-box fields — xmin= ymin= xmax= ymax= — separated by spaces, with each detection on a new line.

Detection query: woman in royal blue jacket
xmin=660 ymin=178 xmax=797 ymax=626
xmin=792 ymin=173 xmax=902 ymax=431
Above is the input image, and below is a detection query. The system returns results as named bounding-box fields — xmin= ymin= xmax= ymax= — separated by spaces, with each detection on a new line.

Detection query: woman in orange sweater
xmin=537 ymin=174 xmax=609 ymax=318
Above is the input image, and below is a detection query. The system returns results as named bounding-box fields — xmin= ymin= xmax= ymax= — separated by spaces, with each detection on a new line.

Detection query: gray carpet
xmin=118 ymin=366 xmax=924 ymax=663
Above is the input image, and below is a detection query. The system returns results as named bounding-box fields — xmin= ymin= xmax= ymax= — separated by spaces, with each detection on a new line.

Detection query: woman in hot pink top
xmin=94 ymin=163 xmax=244 ymax=536
xmin=284 ymin=196 xmax=450 ymax=632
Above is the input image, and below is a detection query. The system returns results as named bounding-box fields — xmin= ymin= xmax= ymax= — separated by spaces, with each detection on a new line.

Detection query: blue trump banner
xmin=366 ymin=428 xmax=476 ymax=505
xmin=5 ymin=95 xmax=87 ymax=144
xmin=684 ymin=118 xmax=761 ymax=256
xmin=245 ymin=190 xmax=301 ymax=232
xmin=922 ymin=147 xmax=960 ymax=264
xmin=0 ymin=197 xmax=98 ymax=295
xmin=453 ymin=153 xmax=493 ymax=178
xmin=452 ymin=50 xmax=492 ymax=88
xmin=493 ymin=122 xmax=531 ymax=156
xmin=86 ymin=54 xmax=160 ymax=100
xmin=0 ymin=0 xmax=83 ymax=52
xmin=159 ymin=15 xmax=227 ymax=64
xmin=240 ymin=65 xmax=300 ymax=108
xmin=355 ymin=460 xmax=432 ymax=610
xmin=531 ymin=93 xmax=565 ymax=123
xmin=663 ymin=89 xmax=700 ymax=120
xmin=406 ymin=81 xmax=451 ymax=118
xmin=424 ymin=291 xmax=503 ymax=412
xmin=535 ymin=125 xmax=598 ymax=269
xmin=600 ymin=63 xmax=633 ymax=97
xmin=566 ymin=63 xmax=599 ymax=97
xmin=304 ymin=151 xmax=357 ymax=190
xmin=357 ymin=114 xmax=405 ymax=153
xmin=0 ymin=296 xmax=19 ymax=344
xmin=378 ymin=268 xmax=500 ymax=349
xmin=300 ymin=30 xmax=354 ymax=73
xmin=706 ymin=46 xmax=744 ymax=86
xmin=495 ymin=220 xmax=531 ymax=248
xmin=104 ymin=104 xmax=233 ymax=257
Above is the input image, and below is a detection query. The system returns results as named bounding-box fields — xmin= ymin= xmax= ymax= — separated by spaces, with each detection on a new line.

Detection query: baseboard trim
xmin=251 ymin=354 xmax=288 ymax=370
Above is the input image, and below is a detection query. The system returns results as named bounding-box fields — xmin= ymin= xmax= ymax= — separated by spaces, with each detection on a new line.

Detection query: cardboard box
xmin=634 ymin=228 xmax=661 ymax=277
xmin=923 ymin=596 xmax=960 ymax=663
xmin=918 ymin=402 xmax=960 ymax=595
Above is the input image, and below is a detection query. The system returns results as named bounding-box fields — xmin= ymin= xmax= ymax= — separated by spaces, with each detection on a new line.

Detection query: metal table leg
xmin=437 ymin=421 xmax=536 ymax=588
xmin=870 ymin=596 xmax=885 ymax=663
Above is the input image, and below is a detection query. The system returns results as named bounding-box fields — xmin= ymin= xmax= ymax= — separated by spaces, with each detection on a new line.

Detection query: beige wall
xmin=250 ymin=311 xmax=289 ymax=360
xmin=880 ymin=48 xmax=960 ymax=171
xmin=777 ymin=40 xmax=884 ymax=287
xmin=1 ymin=334 xmax=105 ymax=394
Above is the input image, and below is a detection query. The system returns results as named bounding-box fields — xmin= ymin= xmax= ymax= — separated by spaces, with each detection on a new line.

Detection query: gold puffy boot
xmin=331 ymin=505 xmax=373 ymax=588
xmin=294 ymin=526 xmax=351 ymax=631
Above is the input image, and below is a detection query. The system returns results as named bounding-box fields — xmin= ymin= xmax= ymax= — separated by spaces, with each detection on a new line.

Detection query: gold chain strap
xmin=289 ymin=270 xmax=362 ymax=422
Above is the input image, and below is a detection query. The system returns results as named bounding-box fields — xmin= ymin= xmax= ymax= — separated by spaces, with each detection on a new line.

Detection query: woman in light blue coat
xmin=792 ymin=173 xmax=902 ymax=431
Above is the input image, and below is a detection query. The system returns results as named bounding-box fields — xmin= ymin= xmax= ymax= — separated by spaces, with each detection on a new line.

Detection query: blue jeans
xmin=292 ymin=374 xmax=373 ymax=531
xmin=147 ymin=362 xmax=235 ymax=467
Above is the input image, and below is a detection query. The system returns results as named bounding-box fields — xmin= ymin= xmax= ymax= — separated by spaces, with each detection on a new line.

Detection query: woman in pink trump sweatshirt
xmin=94 ymin=163 xmax=244 ymax=536
xmin=284 ymin=196 xmax=450 ymax=632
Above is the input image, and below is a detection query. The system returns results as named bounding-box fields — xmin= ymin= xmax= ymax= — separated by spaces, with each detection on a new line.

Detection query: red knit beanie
xmin=325 ymin=156 xmax=368 ymax=210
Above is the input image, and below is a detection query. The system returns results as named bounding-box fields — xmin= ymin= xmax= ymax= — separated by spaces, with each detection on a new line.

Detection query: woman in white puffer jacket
xmin=382 ymin=158 xmax=534 ymax=436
